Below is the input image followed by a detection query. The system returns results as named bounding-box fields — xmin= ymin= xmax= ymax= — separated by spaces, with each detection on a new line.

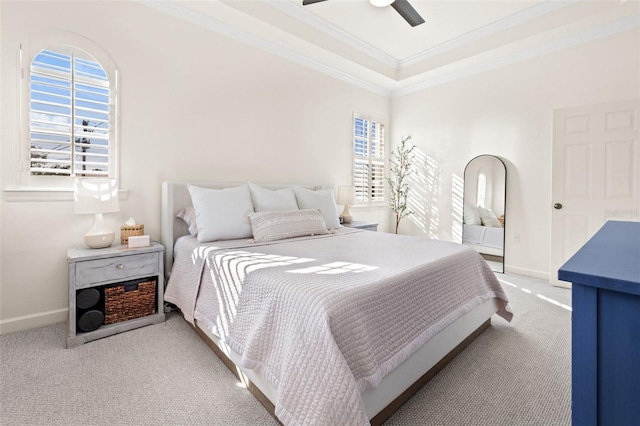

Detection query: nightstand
xmin=343 ymin=221 xmax=378 ymax=232
xmin=67 ymin=242 xmax=165 ymax=348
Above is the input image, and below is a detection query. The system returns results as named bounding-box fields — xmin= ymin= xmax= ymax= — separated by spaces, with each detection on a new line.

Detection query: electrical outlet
xmin=513 ymin=233 xmax=520 ymax=243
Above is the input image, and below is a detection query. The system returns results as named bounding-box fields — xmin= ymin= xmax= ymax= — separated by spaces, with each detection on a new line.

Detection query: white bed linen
xmin=165 ymin=229 xmax=511 ymax=426
xmin=463 ymin=224 xmax=504 ymax=250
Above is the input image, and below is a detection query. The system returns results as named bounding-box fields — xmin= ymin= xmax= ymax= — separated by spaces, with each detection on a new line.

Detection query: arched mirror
xmin=462 ymin=155 xmax=506 ymax=273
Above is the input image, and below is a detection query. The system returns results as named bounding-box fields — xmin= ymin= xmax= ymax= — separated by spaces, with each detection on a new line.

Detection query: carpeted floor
xmin=0 ymin=273 xmax=571 ymax=425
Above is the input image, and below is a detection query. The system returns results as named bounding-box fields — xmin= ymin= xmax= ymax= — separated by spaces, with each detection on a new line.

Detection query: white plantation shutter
xmin=370 ymin=121 xmax=385 ymax=201
xmin=354 ymin=159 xmax=370 ymax=202
xmin=353 ymin=115 xmax=385 ymax=204
xmin=29 ymin=48 xmax=111 ymax=177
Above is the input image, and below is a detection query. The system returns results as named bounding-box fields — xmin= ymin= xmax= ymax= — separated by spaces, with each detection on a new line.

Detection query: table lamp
xmin=337 ymin=185 xmax=355 ymax=224
xmin=74 ymin=178 xmax=120 ymax=248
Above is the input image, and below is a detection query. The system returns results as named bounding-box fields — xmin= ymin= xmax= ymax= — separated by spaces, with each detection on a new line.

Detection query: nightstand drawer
xmin=75 ymin=253 xmax=159 ymax=289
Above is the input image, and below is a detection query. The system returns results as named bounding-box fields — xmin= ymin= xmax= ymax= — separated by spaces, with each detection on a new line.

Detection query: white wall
xmin=391 ymin=28 xmax=640 ymax=278
xmin=2 ymin=0 xmax=638 ymax=333
xmin=0 ymin=0 xmax=3 ymax=329
xmin=0 ymin=0 xmax=390 ymax=333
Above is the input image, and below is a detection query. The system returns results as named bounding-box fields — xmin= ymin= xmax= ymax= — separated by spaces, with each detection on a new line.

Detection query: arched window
xmin=476 ymin=169 xmax=487 ymax=208
xmin=29 ymin=47 xmax=111 ymax=177
xmin=14 ymin=33 xmax=119 ymax=195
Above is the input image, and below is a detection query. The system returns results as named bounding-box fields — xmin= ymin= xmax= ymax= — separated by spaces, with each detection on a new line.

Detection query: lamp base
xmin=341 ymin=205 xmax=353 ymax=224
xmin=84 ymin=232 xmax=115 ymax=249
xmin=84 ymin=213 xmax=116 ymax=249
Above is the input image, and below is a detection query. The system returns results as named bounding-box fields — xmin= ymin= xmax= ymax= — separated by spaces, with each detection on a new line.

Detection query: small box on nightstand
xmin=120 ymin=225 xmax=144 ymax=244
xmin=128 ymin=235 xmax=150 ymax=248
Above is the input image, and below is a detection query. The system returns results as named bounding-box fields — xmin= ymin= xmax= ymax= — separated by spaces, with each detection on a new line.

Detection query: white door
xmin=551 ymin=99 xmax=640 ymax=287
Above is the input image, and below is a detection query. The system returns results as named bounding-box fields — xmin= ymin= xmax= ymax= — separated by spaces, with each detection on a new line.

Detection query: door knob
xmin=554 ymin=203 xmax=563 ymax=210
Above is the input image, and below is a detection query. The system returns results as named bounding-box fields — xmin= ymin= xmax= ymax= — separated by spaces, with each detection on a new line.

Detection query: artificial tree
xmin=387 ymin=135 xmax=416 ymax=234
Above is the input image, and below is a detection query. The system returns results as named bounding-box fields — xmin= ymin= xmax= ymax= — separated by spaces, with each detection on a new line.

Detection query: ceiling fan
xmin=302 ymin=0 xmax=425 ymax=27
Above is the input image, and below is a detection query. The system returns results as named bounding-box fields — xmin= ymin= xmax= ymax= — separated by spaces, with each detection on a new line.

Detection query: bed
xmin=160 ymin=181 xmax=512 ymax=426
xmin=462 ymin=224 xmax=504 ymax=257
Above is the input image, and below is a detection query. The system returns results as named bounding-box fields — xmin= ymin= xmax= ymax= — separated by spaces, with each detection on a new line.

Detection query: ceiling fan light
xmin=370 ymin=0 xmax=394 ymax=7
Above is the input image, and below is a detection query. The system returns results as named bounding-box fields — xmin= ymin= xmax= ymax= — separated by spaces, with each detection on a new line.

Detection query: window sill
xmin=352 ymin=203 xmax=387 ymax=211
xmin=3 ymin=188 xmax=129 ymax=202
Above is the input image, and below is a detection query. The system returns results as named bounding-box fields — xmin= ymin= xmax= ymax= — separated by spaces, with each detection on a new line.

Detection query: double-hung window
xmin=353 ymin=114 xmax=385 ymax=204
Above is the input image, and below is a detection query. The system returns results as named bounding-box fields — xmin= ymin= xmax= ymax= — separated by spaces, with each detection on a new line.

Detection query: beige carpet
xmin=0 ymin=273 xmax=571 ymax=425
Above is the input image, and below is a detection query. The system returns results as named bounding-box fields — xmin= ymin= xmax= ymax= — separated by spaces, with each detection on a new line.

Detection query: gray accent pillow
xmin=247 ymin=209 xmax=330 ymax=242
xmin=177 ymin=206 xmax=198 ymax=236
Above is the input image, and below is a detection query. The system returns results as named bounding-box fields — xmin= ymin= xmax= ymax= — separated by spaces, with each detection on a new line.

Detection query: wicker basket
xmin=104 ymin=280 xmax=156 ymax=324
xmin=120 ymin=224 xmax=144 ymax=245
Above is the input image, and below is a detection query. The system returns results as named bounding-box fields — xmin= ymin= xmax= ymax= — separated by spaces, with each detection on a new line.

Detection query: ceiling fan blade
xmin=391 ymin=0 xmax=425 ymax=27
xmin=302 ymin=0 xmax=328 ymax=5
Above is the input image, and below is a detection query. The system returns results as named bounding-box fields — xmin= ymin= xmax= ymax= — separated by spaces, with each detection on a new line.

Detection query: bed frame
xmin=160 ymin=181 xmax=500 ymax=425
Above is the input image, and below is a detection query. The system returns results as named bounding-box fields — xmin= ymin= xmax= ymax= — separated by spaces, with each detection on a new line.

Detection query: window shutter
xmin=370 ymin=122 xmax=385 ymax=201
xmin=29 ymin=49 xmax=110 ymax=177
xmin=353 ymin=115 xmax=385 ymax=203
xmin=371 ymin=162 xmax=385 ymax=201
xmin=354 ymin=159 xmax=370 ymax=203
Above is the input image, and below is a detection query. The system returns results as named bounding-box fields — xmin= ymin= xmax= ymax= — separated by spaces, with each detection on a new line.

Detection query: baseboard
xmin=504 ymin=265 xmax=549 ymax=281
xmin=0 ymin=308 xmax=67 ymax=335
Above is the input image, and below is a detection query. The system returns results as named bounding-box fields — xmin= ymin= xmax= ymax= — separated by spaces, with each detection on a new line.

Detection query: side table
xmin=67 ymin=242 xmax=165 ymax=348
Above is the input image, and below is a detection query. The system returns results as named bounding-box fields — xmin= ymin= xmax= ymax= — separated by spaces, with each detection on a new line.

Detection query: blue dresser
xmin=558 ymin=221 xmax=640 ymax=426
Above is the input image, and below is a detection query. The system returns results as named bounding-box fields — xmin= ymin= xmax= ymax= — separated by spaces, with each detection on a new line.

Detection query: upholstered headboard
xmin=160 ymin=181 xmax=322 ymax=279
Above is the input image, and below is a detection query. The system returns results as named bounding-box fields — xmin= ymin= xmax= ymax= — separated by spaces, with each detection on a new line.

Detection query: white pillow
xmin=477 ymin=206 xmax=502 ymax=227
xmin=248 ymin=183 xmax=299 ymax=212
xmin=477 ymin=206 xmax=497 ymax=220
xmin=176 ymin=206 xmax=198 ymax=237
xmin=482 ymin=217 xmax=503 ymax=227
xmin=187 ymin=184 xmax=254 ymax=242
xmin=294 ymin=187 xmax=341 ymax=230
xmin=246 ymin=209 xmax=329 ymax=242
xmin=463 ymin=203 xmax=482 ymax=226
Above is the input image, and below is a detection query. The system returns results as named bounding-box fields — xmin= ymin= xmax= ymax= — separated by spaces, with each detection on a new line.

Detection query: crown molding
xmin=399 ymin=0 xmax=578 ymax=68
xmin=140 ymin=1 xmax=638 ymax=100
xmin=266 ymin=0 xmax=578 ymax=72
xmin=393 ymin=14 xmax=640 ymax=98
xmin=140 ymin=0 xmax=391 ymax=97
xmin=265 ymin=0 xmax=399 ymax=69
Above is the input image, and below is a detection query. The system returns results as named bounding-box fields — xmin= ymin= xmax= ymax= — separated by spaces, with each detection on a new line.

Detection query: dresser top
xmin=67 ymin=241 xmax=164 ymax=263
xmin=558 ymin=221 xmax=640 ymax=294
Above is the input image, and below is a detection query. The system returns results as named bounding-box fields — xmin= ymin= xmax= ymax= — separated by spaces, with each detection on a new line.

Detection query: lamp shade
xmin=370 ymin=0 xmax=394 ymax=7
xmin=74 ymin=178 xmax=120 ymax=215
xmin=337 ymin=185 xmax=356 ymax=206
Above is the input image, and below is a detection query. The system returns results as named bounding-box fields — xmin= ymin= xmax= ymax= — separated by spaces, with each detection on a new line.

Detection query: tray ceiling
xmin=143 ymin=0 xmax=640 ymax=97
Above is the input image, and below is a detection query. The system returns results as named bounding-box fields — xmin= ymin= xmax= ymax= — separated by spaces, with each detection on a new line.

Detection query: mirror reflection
xmin=462 ymin=155 xmax=506 ymax=273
